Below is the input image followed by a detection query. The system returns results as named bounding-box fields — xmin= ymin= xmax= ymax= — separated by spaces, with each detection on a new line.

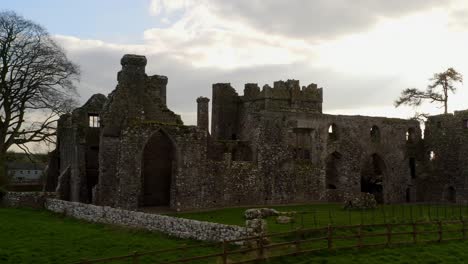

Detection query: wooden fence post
xmin=257 ymin=233 xmax=264 ymax=260
xmin=386 ymin=224 xmax=392 ymax=247
xmin=462 ymin=219 xmax=466 ymax=240
xmin=327 ymin=225 xmax=333 ymax=251
xmin=301 ymin=213 xmax=304 ymax=229
xmin=438 ymin=221 xmax=443 ymax=242
xmin=132 ymin=251 xmax=139 ymax=264
xmin=222 ymin=240 xmax=228 ymax=264
xmin=357 ymin=225 xmax=363 ymax=249
xmin=295 ymin=229 xmax=302 ymax=254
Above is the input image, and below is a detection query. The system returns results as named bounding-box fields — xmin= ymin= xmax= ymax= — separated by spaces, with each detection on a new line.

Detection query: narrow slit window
xmin=370 ymin=125 xmax=380 ymax=142
xmin=88 ymin=114 xmax=100 ymax=128
xmin=409 ymin=157 xmax=416 ymax=178
xmin=328 ymin=124 xmax=338 ymax=140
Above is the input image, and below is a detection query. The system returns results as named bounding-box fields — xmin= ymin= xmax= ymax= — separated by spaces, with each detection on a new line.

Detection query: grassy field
xmin=171 ymin=203 xmax=468 ymax=233
xmin=3 ymin=206 xmax=468 ymax=263
xmin=270 ymin=241 xmax=468 ymax=263
xmin=0 ymin=207 xmax=215 ymax=263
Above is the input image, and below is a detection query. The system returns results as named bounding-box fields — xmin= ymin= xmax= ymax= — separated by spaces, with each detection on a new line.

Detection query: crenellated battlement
xmin=242 ymin=80 xmax=322 ymax=105
xmin=211 ymin=80 xmax=323 ymax=140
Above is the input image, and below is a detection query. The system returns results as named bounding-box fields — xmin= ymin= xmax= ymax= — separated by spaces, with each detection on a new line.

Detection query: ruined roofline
xmin=212 ymin=79 xmax=323 ymax=102
xmin=427 ymin=109 xmax=468 ymax=119
xmin=320 ymin=113 xmax=421 ymax=124
xmin=253 ymin=110 xmax=420 ymax=124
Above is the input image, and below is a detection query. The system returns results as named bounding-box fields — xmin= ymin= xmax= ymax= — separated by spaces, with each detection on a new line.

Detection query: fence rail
xmin=77 ymin=219 xmax=468 ymax=264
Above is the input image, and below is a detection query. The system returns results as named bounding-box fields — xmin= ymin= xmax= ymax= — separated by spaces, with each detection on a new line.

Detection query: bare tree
xmin=0 ymin=11 xmax=79 ymax=178
xmin=395 ymin=68 xmax=463 ymax=115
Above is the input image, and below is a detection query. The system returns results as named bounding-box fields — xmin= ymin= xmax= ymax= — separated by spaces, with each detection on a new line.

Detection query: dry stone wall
xmin=1 ymin=192 xmax=56 ymax=208
xmin=45 ymin=198 xmax=249 ymax=242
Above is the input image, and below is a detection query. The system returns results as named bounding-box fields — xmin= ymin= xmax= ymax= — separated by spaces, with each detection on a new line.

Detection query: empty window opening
xmin=361 ymin=153 xmax=385 ymax=203
xmin=328 ymin=124 xmax=338 ymax=141
xmin=446 ymin=186 xmax=456 ymax=203
xmin=436 ymin=121 xmax=442 ymax=128
xmin=409 ymin=158 xmax=416 ymax=179
xmin=406 ymin=128 xmax=416 ymax=142
xmin=232 ymin=144 xmax=253 ymax=161
xmin=292 ymin=128 xmax=312 ymax=161
xmin=463 ymin=119 xmax=468 ymax=129
xmin=325 ymin=152 xmax=342 ymax=190
xmin=294 ymin=148 xmax=310 ymax=160
xmin=88 ymin=114 xmax=100 ymax=128
xmin=406 ymin=187 xmax=411 ymax=203
xmin=370 ymin=125 xmax=380 ymax=142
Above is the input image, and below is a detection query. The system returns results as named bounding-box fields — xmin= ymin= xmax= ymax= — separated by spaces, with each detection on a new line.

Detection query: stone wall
xmin=45 ymin=199 xmax=249 ymax=242
xmin=96 ymin=54 xmax=183 ymax=207
xmin=417 ymin=110 xmax=468 ymax=203
xmin=1 ymin=192 xmax=56 ymax=208
xmin=49 ymin=94 xmax=107 ymax=203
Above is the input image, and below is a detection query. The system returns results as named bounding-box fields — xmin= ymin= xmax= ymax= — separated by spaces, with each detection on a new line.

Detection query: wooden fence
xmin=77 ymin=219 xmax=467 ymax=264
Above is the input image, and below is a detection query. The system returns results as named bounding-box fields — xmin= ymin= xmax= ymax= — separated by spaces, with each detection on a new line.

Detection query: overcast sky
xmin=4 ymin=0 xmax=468 ymax=127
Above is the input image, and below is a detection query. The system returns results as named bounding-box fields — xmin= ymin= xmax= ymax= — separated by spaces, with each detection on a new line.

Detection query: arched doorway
xmin=406 ymin=187 xmax=411 ymax=203
xmin=361 ymin=153 xmax=385 ymax=203
xmin=141 ymin=130 xmax=175 ymax=207
xmin=445 ymin=186 xmax=456 ymax=203
xmin=325 ymin=152 xmax=342 ymax=189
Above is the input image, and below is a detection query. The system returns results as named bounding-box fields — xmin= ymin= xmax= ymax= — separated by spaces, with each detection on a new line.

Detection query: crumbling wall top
xmin=120 ymin=54 xmax=147 ymax=73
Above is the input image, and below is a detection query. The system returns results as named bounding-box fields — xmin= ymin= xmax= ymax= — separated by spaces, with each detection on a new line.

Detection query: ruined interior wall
xmin=111 ymin=123 xmax=208 ymax=210
xmin=210 ymin=110 xmax=421 ymax=207
xmin=211 ymin=83 xmax=239 ymax=140
xmin=54 ymin=94 xmax=107 ymax=203
xmin=56 ymin=114 xmax=75 ymax=201
xmin=97 ymin=55 xmax=182 ymax=207
xmin=419 ymin=111 xmax=468 ymax=203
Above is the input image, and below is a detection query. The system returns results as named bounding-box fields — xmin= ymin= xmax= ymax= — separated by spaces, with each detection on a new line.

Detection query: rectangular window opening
xmin=88 ymin=114 xmax=100 ymax=128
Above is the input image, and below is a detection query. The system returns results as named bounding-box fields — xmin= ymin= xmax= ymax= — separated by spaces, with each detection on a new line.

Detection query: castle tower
xmin=196 ymin=97 xmax=210 ymax=132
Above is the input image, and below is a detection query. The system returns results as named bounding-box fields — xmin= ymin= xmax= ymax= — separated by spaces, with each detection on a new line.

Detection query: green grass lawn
xmin=269 ymin=241 xmax=468 ymax=263
xmin=171 ymin=203 xmax=468 ymax=233
xmin=3 ymin=206 xmax=468 ymax=263
xmin=0 ymin=207 xmax=216 ymax=264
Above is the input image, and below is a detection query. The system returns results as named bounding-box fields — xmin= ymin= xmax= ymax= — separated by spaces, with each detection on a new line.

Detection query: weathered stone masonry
xmin=46 ymin=53 xmax=468 ymax=212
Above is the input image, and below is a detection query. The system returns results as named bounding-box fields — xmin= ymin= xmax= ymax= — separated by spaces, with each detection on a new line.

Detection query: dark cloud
xmin=210 ymin=0 xmax=444 ymax=41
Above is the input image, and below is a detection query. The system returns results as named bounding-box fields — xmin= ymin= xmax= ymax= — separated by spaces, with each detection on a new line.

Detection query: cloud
xmin=207 ymin=0 xmax=447 ymax=41
xmin=53 ymin=0 xmax=468 ymax=127
xmin=55 ymin=34 xmax=412 ymax=127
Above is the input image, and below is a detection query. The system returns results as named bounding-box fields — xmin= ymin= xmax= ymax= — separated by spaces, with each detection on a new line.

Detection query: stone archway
xmin=141 ymin=130 xmax=175 ymax=207
xmin=325 ymin=151 xmax=342 ymax=189
xmin=361 ymin=153 xmax=386 ymax=203
xmin=445 ymin=186 xmax=456 ymax=203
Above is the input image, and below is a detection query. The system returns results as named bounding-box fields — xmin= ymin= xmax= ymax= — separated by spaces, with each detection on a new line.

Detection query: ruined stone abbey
xmin=44 ymin=54 xmax=468 ymax=211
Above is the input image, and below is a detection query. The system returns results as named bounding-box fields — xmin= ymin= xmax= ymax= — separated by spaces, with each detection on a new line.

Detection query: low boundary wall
xmin=44 ymin=198 xmax=249 ymax=242
xmin=1 ymin=192 xmax=249 ymax=242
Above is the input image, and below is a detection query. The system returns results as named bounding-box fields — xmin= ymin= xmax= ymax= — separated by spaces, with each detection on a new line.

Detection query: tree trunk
xmin=0 ymin=152 xmax=8 ymax=187
xmin=444 ymin=98 xmax=448 ymax=114
xmin=444 ymin=85 xmax=448 ymax=114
